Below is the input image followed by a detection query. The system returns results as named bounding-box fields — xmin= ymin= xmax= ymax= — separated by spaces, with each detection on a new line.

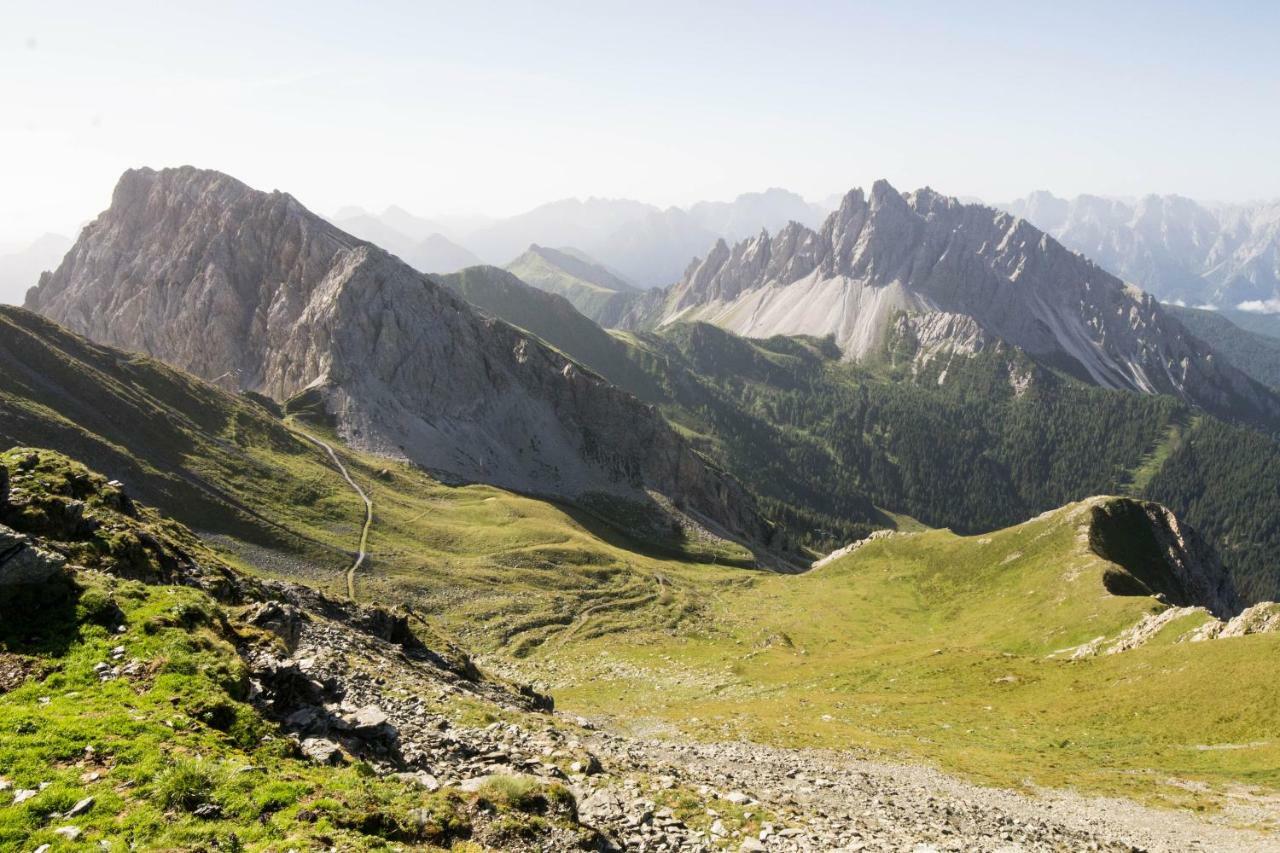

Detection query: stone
xmin=54 ymin=826 xmax=83 ymax=841
xmin=345 ymin=704 xmax=391 ymax=735
xmin=12 ymin=788 xmax=37 ymax=804
xmin=0 ymin=524 xmax=66 ymax=586
xmin=299 ymin=737 xmax=343 ymax=766
xmin=395 ymin=771 xmax=440 ymax=792
xmin=67 ymin=795 xmax=94 ymax=816
xmin=246 ymin=601 xmax=305 ymax=650
xmin=725 ymin=791 xmax=753 ymax=805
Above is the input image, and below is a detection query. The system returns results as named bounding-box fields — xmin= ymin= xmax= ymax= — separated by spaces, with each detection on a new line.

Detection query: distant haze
xmin=4 ymin=2 xmax=1280 ymax=247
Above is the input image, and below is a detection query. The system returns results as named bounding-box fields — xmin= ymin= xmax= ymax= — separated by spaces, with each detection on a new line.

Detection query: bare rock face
xmin=26 ymin=167 xmax=781 ymax=559
xmin=620 ymin=180 xmax=1280 ymax=425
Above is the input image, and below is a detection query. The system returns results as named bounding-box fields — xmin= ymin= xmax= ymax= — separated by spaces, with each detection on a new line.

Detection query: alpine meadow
xmin=4 ymin=4 xmax=1280 ymax=851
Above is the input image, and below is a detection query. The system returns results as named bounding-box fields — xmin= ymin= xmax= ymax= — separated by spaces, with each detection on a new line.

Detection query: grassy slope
xmin=0 ymin=448 xmax=585 ymax=851
xmin=430 ymin=269 xmax=1280 ymax=600
xmin=538 ymin=499 xmax=1280 ymax=812
xmin=504 ymin=248 xmax=634 ymax=323
xmin=0 ymin=306 xmax=359 ymax=577
xmin=435 ymin=266 xmax=664 ymax=401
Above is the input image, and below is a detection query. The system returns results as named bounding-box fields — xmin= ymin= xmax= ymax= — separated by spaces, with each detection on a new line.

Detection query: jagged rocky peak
xmin=635 ymin=178 xmax=1280 ymax=426
xmin=25 ymin=166 xmax=787 ymax=562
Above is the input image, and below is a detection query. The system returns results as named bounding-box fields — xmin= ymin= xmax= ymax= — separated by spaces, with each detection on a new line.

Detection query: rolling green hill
xmin=435 ymin=266 xmax=664 ymax=402
xmin=538 ymin=496 xmax=1280 ymax=809
xmin=504 ymin=245 xmax=640 ymax=326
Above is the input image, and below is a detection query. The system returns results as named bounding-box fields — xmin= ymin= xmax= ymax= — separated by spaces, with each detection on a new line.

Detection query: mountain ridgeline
xmin=504 ymin=244 xmax=640 ymax=326
xmin=613 ymin=181 xmax=1280 ymax=428
xmin=23 ymin=167 xmax=789 ymax=563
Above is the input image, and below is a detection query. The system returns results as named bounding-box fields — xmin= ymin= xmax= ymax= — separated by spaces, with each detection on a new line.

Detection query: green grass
xmin=518 ymin=499 xmax=1280 ymax=814
xmin=0 ymin=451 xmax=597 ymax=851
xmin=1128 ymin=415 xmax=1193 ymax=492
xmin=6 ymin=306 xmax=1280 ymax=821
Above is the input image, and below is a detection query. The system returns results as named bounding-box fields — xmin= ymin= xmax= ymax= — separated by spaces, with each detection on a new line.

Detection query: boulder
xmin=300 ymin=737 xmax=344 ymax=766
xmin=0 ymin=524 xmax=66 ymax=586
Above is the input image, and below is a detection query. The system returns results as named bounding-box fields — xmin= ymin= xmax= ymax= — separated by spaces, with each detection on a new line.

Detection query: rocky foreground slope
xmin=616 ymin=181 xmax=1280 ymax=425
xmin=24 ymin=167 xmax=785 ymax=559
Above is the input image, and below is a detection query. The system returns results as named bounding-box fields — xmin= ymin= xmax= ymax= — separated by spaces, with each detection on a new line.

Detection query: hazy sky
xmin=3 ymin=0 xmax=1279 ymax=244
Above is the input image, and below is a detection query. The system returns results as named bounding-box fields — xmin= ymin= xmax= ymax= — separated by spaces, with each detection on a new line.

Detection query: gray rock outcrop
xmin=25 ymin=167 xmax=781 ymax=557
xmin=0 ymin=523 xmax=66 ymax=586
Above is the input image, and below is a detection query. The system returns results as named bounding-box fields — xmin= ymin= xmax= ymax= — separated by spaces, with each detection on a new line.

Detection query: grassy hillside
xmin=0 ymin=306 xmax=358 ymax=573
xmin=435 ymin=266 xmax=663 ymax=401
xmin=5 ymin=309 xmax=1280 ymax=820
xmin=432 ymin=265 xmax=1280 ymax=600
xmin=605 ymin=322 xmax=1280 ymax=600
xmin=532 ymin=497 xmax=1280 ymax=812
xmin=0 ymin=448 xmax=591 ymax=850
xmin=504 ymin=245 xmax=637 ymax=325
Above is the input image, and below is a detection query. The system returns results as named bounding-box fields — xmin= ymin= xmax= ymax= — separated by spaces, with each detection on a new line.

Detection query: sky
xmin=2 ymin=0 xmax=1279 ymax=245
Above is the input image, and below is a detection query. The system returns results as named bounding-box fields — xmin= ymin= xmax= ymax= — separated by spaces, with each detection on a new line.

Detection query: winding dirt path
xmin=294 ymin=430 xmax=372 ymax=601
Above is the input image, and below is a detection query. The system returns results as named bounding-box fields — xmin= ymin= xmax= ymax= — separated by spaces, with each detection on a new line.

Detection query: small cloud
xmin=1237 ymin=298 xmax=1280 ymax=314
xmin=1167 ymin=298 xmax=1187 ymax=307
xmin=1195 ymin=304 xmax=1219 ymax=311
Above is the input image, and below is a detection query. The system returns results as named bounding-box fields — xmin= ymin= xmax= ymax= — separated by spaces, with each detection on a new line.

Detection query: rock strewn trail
xmin=573 ymin=732 xmax=1280 ymax=852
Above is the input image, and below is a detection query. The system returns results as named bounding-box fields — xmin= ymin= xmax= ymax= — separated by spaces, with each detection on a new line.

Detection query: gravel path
xmin=574 ymin=731 xmax=1280 ymax=852
xmin=293 ymin=429 xmax=372 ymax=601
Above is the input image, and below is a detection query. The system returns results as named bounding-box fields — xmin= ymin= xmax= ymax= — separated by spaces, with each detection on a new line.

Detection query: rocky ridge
xmin=24 ymin=167 xmax=784 ymax=560
xmin=616 ymin=181 xmax=1280 ymax=425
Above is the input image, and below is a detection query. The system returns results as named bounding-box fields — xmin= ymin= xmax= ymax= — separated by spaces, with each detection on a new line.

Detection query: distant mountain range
xmin=0 ymin=233 xmax=72 ymax=305
xmin=332 ymin=211 xmax=483 ymax=274
xmin=1002 ymin=191 xmax=1280 ymax=312
xmin=337 ymin=188 xmax=832 ymax=288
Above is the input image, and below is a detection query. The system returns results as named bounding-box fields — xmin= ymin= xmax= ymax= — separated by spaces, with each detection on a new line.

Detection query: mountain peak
xmin=620 ymin=184 xmax=1280 ymax=425
xmin=25 ymin=167 xmax=785 ymax=560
